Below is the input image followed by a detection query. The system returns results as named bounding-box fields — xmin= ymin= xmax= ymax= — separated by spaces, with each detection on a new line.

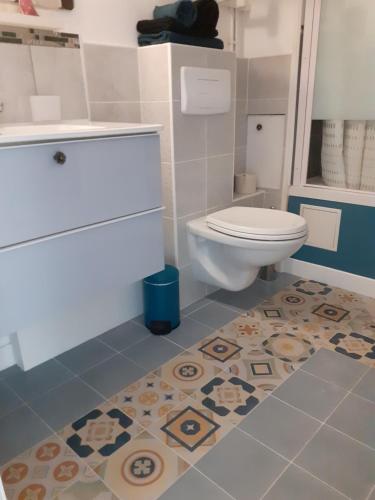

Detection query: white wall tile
xmin=179 ymin=265 xmax=207 ymax=309
xmin=138 ymin=45 xmax=170 ymax=102
xmin=173 ymin=101 xmax=206 ymax=162
xmin=207 ymin=154 xmax=234 ymax=210
xmin=161 ymin=162 xmax=174 ymax=218
xmin=84 ymin=44 xmax=140 ymax=102
xmin=175 ymin=159 xmax=206 ymax=217
xmin=0 ymin=44 xmax=36 ymax=123
xmin=171 ymin=44 xmax=207 ymax=101
xmin=31 ymin=46 xmax=88 ymax=120
xmin=163 ymin=217 xmax=177 ymax=265
xmin=177 ymin=211 xmax=205 ymax=268
xmin=235 ymin=147 xmax=247 ymax=175
xmin=90 ymin=102 xmax=141 ymax=122
xmin=206 ymin=49 xmax=236 ymax=94
xmin=141 ymin=101 xmax=172 ymax=162
xmin=207 ymin=102 xmax=235 ymax=157
xmin=236 ymin=58 xmax=249 ymax=100
xmin=235 ymin=99 xmax=249 ymax=149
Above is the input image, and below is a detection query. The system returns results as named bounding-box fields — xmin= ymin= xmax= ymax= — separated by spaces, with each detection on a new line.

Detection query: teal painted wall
xmin=288 ymin=197 xmax=375 ymax=279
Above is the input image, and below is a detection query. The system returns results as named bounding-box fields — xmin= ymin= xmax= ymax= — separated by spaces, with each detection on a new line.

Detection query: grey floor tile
xmin=98 ymin=320 xmax=151 ymax=352
xmin=369 ymin=487 xmax=375 ymax=500
xmin=0 ymin=365 xmax=22 ymax=380
xmin=56 ymin=338 xmax=116 ymax=375
xmin=0 ymin=405 xmax=52 ymax=466
xmin=239 ymin=396 xmax=320 ymax=460
xmin=273 ymin=370 xmax=347 ymax=421
xmin=197 ymin=428 xmax=287 ymax=500
xmin=352 ymin=369 xmax=375 ymax=403
xmin=30 ymin=377 xmax=104 ymax=431
xmin=264 ymin=464 xmax=347 ymax=500
xmin=160 ymin=468 xmax=233 ymax=500
xmin=327 ymin=393 xmax=375 ymax=448
xmin=182 ymin=298 xmax=213 ymax=316
xmin=189 ymin=302 xmax=239 ymax=330
xmin=302 ymin=348 xmax=367 ymax=389
xmin=166 ymin=318 xmax=214 ymax=349
xmin=5 ymin=359 xmax=74 ymax=403
xmin=296 ymin=425 xmax=375 ymax=500
xmin=208 ymin=284 xmax=265 ymax=312
xmin=80 ymin=354 xmax=146 ymax=398
xmin=123 ymin=335 xmax=183 ymax=372
xmin=0 ymin=380 xmax=23 ymax=418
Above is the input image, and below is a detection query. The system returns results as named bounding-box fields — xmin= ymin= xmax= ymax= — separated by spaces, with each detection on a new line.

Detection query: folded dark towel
xmin=137 ymin=16 xmax=218 ymax=38
xmin=193 ymin=0 xmax=219 ymax=35
xmin=153 ymin=1 xmax=197 ymax=28
xmin=138 ymin=31 xmax=224 ymax=50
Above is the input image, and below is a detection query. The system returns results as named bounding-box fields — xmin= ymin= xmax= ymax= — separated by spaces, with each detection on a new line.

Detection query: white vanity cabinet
xmin=0 ymin=130 xmax=164 ymax=335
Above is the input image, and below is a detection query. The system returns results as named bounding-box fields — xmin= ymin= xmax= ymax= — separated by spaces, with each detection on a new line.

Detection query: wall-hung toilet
xmin=187 ymin=207 xmax=308 ymax=292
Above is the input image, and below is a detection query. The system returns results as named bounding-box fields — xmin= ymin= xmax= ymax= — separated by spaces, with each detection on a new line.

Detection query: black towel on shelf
xmin=192 ymin=0 xmax=219 ymax=36
xmin=137 ymin=16 xmax=218 ymax=38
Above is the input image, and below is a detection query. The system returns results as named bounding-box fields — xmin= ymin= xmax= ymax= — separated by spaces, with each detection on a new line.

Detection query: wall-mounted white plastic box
xmin=181 ymin=66 xmax=231 ymax=115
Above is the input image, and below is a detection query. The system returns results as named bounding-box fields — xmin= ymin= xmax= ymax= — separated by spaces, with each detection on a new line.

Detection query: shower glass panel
xmin=306 ymin=0 xmax=375 ymax=192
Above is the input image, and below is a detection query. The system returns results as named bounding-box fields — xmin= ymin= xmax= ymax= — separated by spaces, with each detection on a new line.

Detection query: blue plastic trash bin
xmin=143 ymin=265 xmax=180 ymax=335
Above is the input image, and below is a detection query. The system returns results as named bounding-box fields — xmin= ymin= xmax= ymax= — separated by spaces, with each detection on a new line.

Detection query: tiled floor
xmin=0 ymin=274 xmax=374 ymax=500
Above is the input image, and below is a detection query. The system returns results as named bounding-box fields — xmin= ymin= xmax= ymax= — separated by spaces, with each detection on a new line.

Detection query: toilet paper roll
xmin=30 ymin=95 xmax=62 ymax=122
xmin=234 ymin=173 xmax=257 ymax=195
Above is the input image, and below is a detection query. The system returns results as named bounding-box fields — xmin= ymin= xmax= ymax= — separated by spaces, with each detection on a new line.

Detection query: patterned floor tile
xmin=228 ymin=348 xmax=295 ymax=393
xmin=56 ymin=468 xmax=118 ymax=499
xmin=154 ymin=350 xmax=223 ymax=397
xmin=110 ymin=372 xmax=189 ymax=429
xmin=59 ymin=401 xmax=142 ymax=469
xmin=95 ymin=430 xmax=190 ymax=500
xmin=218 ymin=313 xmax=272 ymax=348
xmin=328 ymin=331 xmax=375 ymax=367
xmin=1 ymin=436 xmax=90 ymax=500
xmin=192 ymin=370 xmax=267 ymax=426
xmin=148 ymin=399 xmax=233 ymax=465
xmin=187 ymin=334 xmax=246 ymax=371
xmin=262 ymin=332 xmax=316 ymax=364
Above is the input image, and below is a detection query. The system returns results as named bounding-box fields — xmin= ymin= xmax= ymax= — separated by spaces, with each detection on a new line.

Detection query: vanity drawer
xmin=0 ymin=209 xmax=164 ymax=334
xmin=0 ymin=134 xmax=161 ymax=247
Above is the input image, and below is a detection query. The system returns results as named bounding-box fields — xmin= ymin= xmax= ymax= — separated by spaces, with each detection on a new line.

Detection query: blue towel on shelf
xmin=138 ymin=31 xmax=224 ymax=49
xmin=153 ymin=1 xmax=197 ymax=28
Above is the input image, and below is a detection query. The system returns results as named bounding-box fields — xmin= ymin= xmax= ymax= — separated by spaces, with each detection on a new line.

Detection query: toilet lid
xmin=207 ymin=207 xmax=308 ymax=241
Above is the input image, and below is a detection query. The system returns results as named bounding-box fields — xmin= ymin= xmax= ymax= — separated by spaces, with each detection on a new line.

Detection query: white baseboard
xmin=282 ymin=258 xmax=375 ymax=298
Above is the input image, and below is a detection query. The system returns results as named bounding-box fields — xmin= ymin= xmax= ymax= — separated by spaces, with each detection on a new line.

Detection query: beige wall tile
xmin=163 ymin=217 xmax=177 ymax=265
xmin=236 ymin=58 xmax=249 ymax=100
xmin=177 ymin=211 xmax=205 ymax=268
xmin=179 ymin=265 xmax=207 ymax=308
xmin=138 ymin=45 xmax=170 ymax=102
xmin=207 ymin=154 xmax=234 ymax=210
xmin=141 ymin=101 xmax=172 ymax=162
xmin=207 ymin=102 xmax=235 ymax=157
xmin=171 ymin=44 xmax=207 ymax=101
xmin=90 ymin=102 xmax=141 ymax=122
xmin=173 ymin=101 xmax=206 ymax=162
xmin=175 ymin=159 xmax=206 ymax=217
xmin=248 ymin=55 xmax=291 ymax=100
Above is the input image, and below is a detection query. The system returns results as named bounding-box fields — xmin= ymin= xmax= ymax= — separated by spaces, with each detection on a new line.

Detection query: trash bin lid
xmin=144 ymin=265 xmax=179 ymax=286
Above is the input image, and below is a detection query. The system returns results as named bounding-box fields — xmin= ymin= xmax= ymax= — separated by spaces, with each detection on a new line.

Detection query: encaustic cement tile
xmin=148 ymin=399 xmax=233 ymax=466
xmin=110 ymin=372 xmax=189 ymax=429
xmin=1 ymin=436 xmax=90 ymax=500
xmin=261 ymin=332 xmax=316 ymax=365
xmin=95 ymin=430 xmax=190 ymax=500
xmin=328 ymin=330 xmax=375 ymax=367
xmin=228 ymin=348 xmax=295 ymax=394
xmin=58 ymin=401 xmax=143 ymax=470
xmin=187 ymin=334 xmax=247 ymax=371
xmin=192 ymin=370 xmax=267 ymax=427
xmin=153 ymin=350 xmax=223 ymax=397
xmin=218 ymin=314 xmax=273 ymax=348
xmin=55 ymin=467 xmax=118 ymax=500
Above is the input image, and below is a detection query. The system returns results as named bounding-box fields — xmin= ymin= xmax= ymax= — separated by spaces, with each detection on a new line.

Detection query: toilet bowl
xmin=187 ymin=206 xmax=308 ymax=292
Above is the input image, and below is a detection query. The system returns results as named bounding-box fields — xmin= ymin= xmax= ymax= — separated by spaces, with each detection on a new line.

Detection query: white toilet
xmin=187 ymin=206 xmax=308 ymax=292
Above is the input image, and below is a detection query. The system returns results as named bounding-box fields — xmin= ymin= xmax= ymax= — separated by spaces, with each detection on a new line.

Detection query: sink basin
xmin=0 ymin=120 xmax=163 ymax=145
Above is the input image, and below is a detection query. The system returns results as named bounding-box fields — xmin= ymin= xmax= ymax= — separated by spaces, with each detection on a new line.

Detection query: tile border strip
xmin=0 ymin=25 xmax=79 ymax=48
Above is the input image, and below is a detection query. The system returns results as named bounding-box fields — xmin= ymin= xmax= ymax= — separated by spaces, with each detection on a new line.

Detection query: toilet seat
xmin=206 ymin=207 xmax=308 ymax=242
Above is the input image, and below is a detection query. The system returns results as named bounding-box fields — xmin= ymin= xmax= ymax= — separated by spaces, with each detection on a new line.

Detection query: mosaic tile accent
xmin=229 ymin=348 xmax=295 ymax=393
xmin=110 ymin=372 xmax=188 ymax=428
xmin=0 ymin=437 xmax=89 ymax=499
xmin=149 ymin=399 xmax=232 ymax=465
xmin=197 ymin=336 xmax=243 ymax=365
xmin=329 ymin=331 xmax=375 ymax=366
xmin=196 ymin=371 xmax=266 ymax=426
xmin=154 ymin=351 xmax=223 ymax=396
xmin=293 ymin=280 xmax=333 ymax=297
xmin=95 ymin=430 xmax=189 ymax=500
xmin=219 ymin=314 xmax=271 ymax=347
xmin=0 ymin=25 xmax=80 ymax=48
xmin=262 ymin=333 xmax=315 ymax=364
xmin=59 ymin=402 xmax=141 ymax=469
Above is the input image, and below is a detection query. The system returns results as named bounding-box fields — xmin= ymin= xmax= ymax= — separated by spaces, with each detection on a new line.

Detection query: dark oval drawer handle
xmin=256 ymin=123 xmax=263 ymax=131
xmin=54 ymin=151 xmax=67 ymax=165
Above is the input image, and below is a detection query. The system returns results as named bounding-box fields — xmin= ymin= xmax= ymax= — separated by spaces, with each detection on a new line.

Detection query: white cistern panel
xmin=246 ymin=115 xmax=286 ymax=190
xmin=181 ymin=66 xmax=231 ymax=115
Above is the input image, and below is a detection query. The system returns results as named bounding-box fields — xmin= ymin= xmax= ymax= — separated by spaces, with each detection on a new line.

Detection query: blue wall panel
xmin=288 ymin=196 xmax=375 ymax=279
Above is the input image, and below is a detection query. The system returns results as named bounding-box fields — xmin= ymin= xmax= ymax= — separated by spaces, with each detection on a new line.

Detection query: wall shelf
xmin=0 ymin=12 xmax=60 ymax=30
xmin=233 ymin=189 xmax=266 ymax=202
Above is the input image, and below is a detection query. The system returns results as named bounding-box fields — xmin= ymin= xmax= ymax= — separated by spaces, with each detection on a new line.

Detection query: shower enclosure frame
xmin=290 ymin=0 xmax=375 ymax=207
